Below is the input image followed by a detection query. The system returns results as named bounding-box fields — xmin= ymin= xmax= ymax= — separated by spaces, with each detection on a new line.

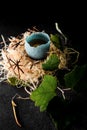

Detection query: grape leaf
xmin=8 ymin=77 xmax=19 ymax=86
xmin=64 ymin=64 xmax=87 ymax=89
xmin=42 ymin=54 xmax=60 ymax=71
xmin=50 ymin=34 xmax=63 ymax=50
xmin=30 ymin=75 xmax=57 ymax=112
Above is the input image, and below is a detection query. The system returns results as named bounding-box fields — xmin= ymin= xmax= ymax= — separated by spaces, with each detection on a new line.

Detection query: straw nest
xmin=0 ymin=28 xmax=67 ymax=90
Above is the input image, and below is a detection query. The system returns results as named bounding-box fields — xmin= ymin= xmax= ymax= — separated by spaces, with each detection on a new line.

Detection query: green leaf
xmin=50 ymin=34 xmax=63 ymax=50
xmin=8 ymin=77 xmax=19 ymax=86
xmin=42 ymin=54 xmax=60 ymax=71
xmin=64 ymin=64 xmax=87 ymax=89
xmin=30 ymin=75 xmax=57 ymax=112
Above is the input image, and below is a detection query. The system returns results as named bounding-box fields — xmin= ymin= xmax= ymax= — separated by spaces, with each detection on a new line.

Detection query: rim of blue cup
xmin=25 ymin=32 xmax=51 ymax=59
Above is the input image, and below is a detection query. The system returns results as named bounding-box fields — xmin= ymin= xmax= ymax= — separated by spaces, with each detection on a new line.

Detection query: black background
xmin=0 ymin=2 xmax=87 ymax=130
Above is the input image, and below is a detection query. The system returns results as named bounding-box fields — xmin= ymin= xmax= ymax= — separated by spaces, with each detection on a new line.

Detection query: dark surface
xmin=0 ymin=82 xmax=56 ymax=130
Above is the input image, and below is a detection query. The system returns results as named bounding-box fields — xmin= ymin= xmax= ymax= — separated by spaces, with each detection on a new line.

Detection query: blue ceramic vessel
xmin=25 ymin=32 xmax=50 ymax=60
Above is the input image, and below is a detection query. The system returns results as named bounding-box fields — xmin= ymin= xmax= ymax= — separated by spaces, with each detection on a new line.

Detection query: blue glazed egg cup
xmin=25 ymin=32 xmax=51 ymax=60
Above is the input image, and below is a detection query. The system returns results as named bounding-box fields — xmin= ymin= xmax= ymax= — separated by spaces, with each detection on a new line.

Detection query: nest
xmin=0 ymin=28 xmax=68 ymax=91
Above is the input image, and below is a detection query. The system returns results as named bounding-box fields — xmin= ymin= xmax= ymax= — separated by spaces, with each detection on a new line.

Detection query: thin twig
xmin=57 ymin=87 xmax=65 ymax=100
xmin=55 ymin=23 xmax=67 ymax=44
xmin=6 ymin=56 xmax=24 ymax=79
xmin=17 ymin=96 xmax=30 ymax=100
xmin=11 ymin=40 xmax=23 ymax=49
xmin=65 ymin=47 xmax=80 ymax=64
xmin=11 ymin=97 xmax=21 ymax=127
xmin=1 ymin=35 xmax=7 ymax=50
xmin=24 ymin=87 xmax=31 ymax=95
xmin=63 ymin=88 xmax=71 ymax=91
xmin=33 ymin=26 xmax=39 ymax=31
xmin=11 ymin=93 xmax=30 ymax=127
xmin=6 ymin=55 xmax=16 ymax=75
